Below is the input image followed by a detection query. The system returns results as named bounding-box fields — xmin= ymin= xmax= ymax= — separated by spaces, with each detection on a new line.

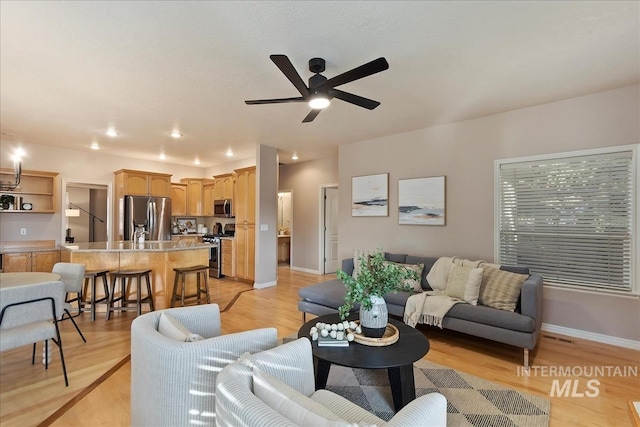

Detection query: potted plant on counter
xmin=1 ymin=194 xmax=15 ymax=210
xmin=337 ymin=250 xmax=419 ymax=337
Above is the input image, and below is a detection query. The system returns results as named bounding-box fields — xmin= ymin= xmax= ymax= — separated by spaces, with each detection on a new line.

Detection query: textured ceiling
xmin=1 ymin=1 xmax=638 ymax=167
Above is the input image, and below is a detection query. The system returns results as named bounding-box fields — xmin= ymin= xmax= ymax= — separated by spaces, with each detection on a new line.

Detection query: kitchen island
xmin=60 ymin=241 xmax=212 ymax=310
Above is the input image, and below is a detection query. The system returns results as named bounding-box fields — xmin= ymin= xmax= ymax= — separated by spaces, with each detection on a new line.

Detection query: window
xmin=496 ymin=146 xmax=638 ymax=293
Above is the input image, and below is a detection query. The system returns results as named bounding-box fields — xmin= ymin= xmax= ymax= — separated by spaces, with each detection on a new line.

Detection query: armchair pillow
xmin=157 ymin=312 xmax=204 ymax=342
xmin=445 ymin=265 xmax=483 ymax=305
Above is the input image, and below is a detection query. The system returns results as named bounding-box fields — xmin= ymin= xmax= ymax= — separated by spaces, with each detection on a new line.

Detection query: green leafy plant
xmin=0 ymin=194 xmax=15 ymax=208
xmin=337 ymin=250 xmax=419 ymax=320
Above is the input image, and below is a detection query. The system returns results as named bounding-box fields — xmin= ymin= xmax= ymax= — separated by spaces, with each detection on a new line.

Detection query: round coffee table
xmin=298 ymin=313 xmax=429 ymax=411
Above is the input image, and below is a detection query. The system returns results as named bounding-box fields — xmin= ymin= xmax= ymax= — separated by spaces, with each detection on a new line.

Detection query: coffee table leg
xmin=314 ymin=357 xmax=332 ymax=390
xmin=388 ymin=364 xmax=416 ymax=411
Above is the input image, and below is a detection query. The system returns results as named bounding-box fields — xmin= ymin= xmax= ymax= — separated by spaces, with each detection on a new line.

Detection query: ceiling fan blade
xmin=317 ymin=57 xmax=389 ymax=90
xmin=270 ymin=54 xmax=309 ymax=98
xmin=302 ymin=109 xmax=322 ymax=123
xmin=245 ymin=97 xmax=306 ymax=105
xmin=329 ymin=89 xmax=380 ymax=110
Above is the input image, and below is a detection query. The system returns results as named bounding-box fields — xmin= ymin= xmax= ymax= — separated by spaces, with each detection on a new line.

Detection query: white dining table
xmin=0 ymin=272 xmax=61 ymax=288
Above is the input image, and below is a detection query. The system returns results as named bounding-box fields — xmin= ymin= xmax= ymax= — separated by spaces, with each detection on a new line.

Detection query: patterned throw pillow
xmin=445 ymin=265 xmax=483 ymax=305
xmin=383 ymin=261 xmax=424 ymax=292
xmin=479 ymin=267 xmax=528 ymax=311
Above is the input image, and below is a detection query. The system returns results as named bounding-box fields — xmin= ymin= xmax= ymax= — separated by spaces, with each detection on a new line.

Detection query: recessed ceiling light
xmin=291 ymin=153 xmax=299 ymax=160
xmin=226 ymin=149 xmax=234 ymax=157
xmin=105 ymin=128 xmax=118 ymax=137
xmin=194 ymin=157 xmax=200 ymax=165
xmin=159 ymin=152 xmax=166 ymax=160
xmin=90 ymin=142 xmax=100 ymax=150
xmin=13 ymin=147 xmax=26 ymax=159
xmin=170 ymin=130 xmax=182 ymax=139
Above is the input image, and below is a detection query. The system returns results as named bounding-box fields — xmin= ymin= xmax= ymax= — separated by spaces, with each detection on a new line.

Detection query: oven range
xmin=202 ymin=234 xmax=222 ymax=278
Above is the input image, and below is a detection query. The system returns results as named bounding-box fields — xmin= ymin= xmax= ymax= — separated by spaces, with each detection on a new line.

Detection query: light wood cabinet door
xmin=32 ymin=250 xmax=60 ymax=272
xmin=221 ymin=238 xmax=235 ymax=277
xmin=149 ymin=175 xmax=171 ymax=197
xmin=186 ymin=179 xmax=203 ymax=216
xmin=234 ymin=224 xmax=255 ymax=281
xmin=170 ymin=183 xmax=187 ymax=216
xmin=203 ymin=183 xmax=215 ymax=216
xmin=1 ymin=250 xmax=59 ymax=272
xmin=234 ymin=167 xmax=255 ymax=224
xmin=2 ymin=252 xmax=31 ymax=272
xmin=213 ymin=174 xmax=234 ymax=200
xmin=123 ymin=172 xmax=149 ymax=195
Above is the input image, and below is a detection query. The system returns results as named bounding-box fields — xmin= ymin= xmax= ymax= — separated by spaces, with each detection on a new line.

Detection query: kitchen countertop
xmin=0 ymin=245 xmax=60 ymax=254
xmin=61 ymin=240 xmax=214 ymax=253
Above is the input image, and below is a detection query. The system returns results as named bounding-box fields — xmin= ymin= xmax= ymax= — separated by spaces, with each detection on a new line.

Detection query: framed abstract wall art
xmin=398 ymin=176 xmax=446 ymax=225
xmin=351 ymin=173 xmax=388 ymax=216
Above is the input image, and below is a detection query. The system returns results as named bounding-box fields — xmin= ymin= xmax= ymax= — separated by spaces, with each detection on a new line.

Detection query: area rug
xmin=324 ymin=360 xmax=550 ymax=427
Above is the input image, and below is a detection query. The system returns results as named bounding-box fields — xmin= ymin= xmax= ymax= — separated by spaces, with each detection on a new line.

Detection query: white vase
xmin=359 ymin=295 xmax=388 ymax=338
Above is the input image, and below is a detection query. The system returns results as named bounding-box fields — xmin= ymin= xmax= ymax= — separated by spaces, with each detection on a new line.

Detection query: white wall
xmin=338 ymin=84 xmax=640 ymax=342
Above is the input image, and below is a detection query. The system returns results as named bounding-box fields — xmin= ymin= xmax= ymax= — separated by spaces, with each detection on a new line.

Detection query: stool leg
xmin=180 ymin=273 xmax=186 ymax=307
xmin=171 ymin=272 xmax=179 ymax=308
xmin=90 ymin=276 xmax=97 ymax=321
xmin=145 ymin=272 xmax=155 ymax=311
xmin=107 ymin=276 xmax=117 ymax=320
xmin=100 ymin=273 xmax=109 ymax=320
xmin=136 ymin=275 xmax=142 ymax=317
xmin=202 ymin=271 xmax=211 ymax=304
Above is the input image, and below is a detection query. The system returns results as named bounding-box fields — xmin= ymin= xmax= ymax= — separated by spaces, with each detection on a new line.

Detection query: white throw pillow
xmin=253 ymin=367 xmax=352 ymax=426
xmin=157 ymin=312 xmax=204 ymax=342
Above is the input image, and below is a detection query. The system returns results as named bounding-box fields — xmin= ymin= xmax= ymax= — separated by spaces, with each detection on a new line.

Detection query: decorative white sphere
xmin=310 ymin=327 xmax=318 ymax=334
xmin=349 ymin=321 xmax=357 ymax=330
xmin=346 ymin=333 xmax=355 ymax=342
xmin=343 ymin=321 xmax=350 ymax=329
xmin=355 ymin=326 xmax=362 ymax=334
xmin=337 ymin=323 xmax=344 ymax=331
xmin=320 ymin=329 xmax=329 ymax=337
xmin=329 ymin=330 xmax=337 ymax=339
xmin=311 ymin=331 xmax=319 ymax=341
xmin=324 ymin=324 xmax=332 ymax=331
xmin=316 ymin=322 xmax=323 ymax=329
xmin=331 ymin=323 xmax=338 ymax=331
xmin=336 ymin=331 xmax=344 ymax=340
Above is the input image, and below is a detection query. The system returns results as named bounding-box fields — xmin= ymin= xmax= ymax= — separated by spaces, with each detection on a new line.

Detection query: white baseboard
xmin=542 ymin=323 xmax=640 ymax=350
xmin=253 ymin=280 xmax=277 ymax=289
xmin=289 ymin=266 xmax=322 ymax=275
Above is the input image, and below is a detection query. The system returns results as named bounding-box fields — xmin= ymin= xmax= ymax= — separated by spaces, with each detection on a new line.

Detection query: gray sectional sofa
xmin=298 ymin=253 xmax=543 ymax=367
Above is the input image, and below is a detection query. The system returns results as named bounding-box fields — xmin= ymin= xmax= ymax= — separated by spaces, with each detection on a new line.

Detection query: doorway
xmin=61 ymin=179 xmax=111 ymax=244
xmin=277 ymin=191 xmax=292 ymax=266
xmin=322 ymin=186 xmax=339 ymax=273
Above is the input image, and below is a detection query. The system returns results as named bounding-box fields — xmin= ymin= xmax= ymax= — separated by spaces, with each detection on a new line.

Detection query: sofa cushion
xmin=298 ymin=279 xmax=357 ymax=311
xmin=253 ymin=367 xmax=349 ymax=426
xmin=479 ymin=267 xmax=528 ymax=312
xmin=384 ymin=261 xmax=424 ymax=292
xmin=382 ymin=289 xmax=413 ymax=307
xmin=445 ymin=265 xmax=483 ymax=305
xmin=384 ymin=252 xmax=408 ymax=263
xmin=501 ymin=265 xmax=530 ymax=275
xmin=405 ymin=256 xmax=438 ymax=290
xmin=445 ymin=303 xmax=535 ymax=332
xmin=157 ymin=312 xmax=204 ymax=342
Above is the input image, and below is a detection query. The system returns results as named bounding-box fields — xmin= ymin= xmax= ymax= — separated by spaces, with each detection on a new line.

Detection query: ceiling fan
xmin=245 ymin=55 xmax=389 ymax=123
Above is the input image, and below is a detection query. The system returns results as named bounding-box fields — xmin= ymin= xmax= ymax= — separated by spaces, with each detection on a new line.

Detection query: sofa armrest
xmin=520 ymin=274 xmax=543 ymax=333
xmin=387 ymin=392 xmax=447 ymax=427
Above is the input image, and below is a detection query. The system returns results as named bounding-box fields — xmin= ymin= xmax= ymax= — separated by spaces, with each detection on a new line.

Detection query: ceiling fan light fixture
xmin=308 ymin=93 xmax=330 ymax=110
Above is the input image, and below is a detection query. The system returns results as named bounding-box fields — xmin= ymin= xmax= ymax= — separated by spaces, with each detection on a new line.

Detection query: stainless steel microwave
xmin=214 ymin=199 xmax=233 ymax=217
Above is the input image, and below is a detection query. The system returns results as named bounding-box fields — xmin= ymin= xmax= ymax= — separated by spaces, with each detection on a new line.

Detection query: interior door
xmin=323 ymin=187 xmax=339 ymax=273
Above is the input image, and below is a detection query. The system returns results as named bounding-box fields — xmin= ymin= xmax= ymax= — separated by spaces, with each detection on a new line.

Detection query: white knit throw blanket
xmin=403 ymin=291 xmax=463 ymax=328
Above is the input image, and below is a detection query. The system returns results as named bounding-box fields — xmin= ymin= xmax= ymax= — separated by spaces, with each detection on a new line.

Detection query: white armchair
xmin=130 ymin=303 xmax=278 ymax=427
xmin=216 ymin=337 xmax=448 ymax=427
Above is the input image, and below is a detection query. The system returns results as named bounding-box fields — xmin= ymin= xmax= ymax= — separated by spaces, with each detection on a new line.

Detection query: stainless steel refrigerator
xmin=121 ymin=195 xmax=172 ymax=241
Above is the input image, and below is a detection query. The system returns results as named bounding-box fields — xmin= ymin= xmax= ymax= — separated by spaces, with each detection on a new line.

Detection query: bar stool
xmin=171 ymin=265 xmax=211 ymax=307
xmin=107 ymin=269 xmax=154 ymax=319
xmin=82 ymin=269 xmax=110 ymax=321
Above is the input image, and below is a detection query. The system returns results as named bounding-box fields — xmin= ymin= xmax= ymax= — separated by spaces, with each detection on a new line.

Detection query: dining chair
xmin=52 ymin=262 xmax=87 ymax=343
xmin=0 ymin=280 xmax=70 ymax=386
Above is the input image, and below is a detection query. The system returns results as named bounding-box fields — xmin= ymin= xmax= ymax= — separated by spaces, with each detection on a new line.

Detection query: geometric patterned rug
xmin=324 ymin=359 xmax=551 ymax=427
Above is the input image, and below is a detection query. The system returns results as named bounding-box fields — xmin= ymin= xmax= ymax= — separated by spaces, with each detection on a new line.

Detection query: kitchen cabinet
xmin=234 ymin=166 xmax=256 ymax=281
xmin=2 ymin=250 xmax=60 ymax=272
xmin=203 ymin=183 xmax=215 ymax=216
xmin=170 ymin=183 xmax=187 ymax=216
xmin=180 ymin=178 xmax=214 ymax=216
xmin=114 ymin=170 xmax=172 ymax=197
xmin=0 ymin=169 xmax=59 ymax=213
xmin=213 ymin=173 xmax=234 ymax=200
xmin=221 ymin=238 xmax=235 ymax=277
xmin=278 ymin=236 xmax=291 ymax=263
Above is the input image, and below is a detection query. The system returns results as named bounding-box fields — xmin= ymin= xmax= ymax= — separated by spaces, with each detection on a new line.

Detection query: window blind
xmin=498 ymin=150 xmax=634 ymax=292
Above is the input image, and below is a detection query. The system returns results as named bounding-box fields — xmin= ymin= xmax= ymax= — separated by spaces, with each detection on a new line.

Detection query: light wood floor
xmin=1 ymin=266 xmax=638 ymax=426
